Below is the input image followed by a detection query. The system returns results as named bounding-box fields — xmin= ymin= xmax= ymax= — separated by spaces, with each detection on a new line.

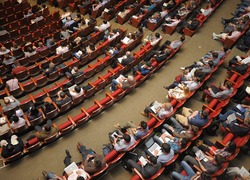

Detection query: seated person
xmin=1 ymin=143 xmax=23 ymax=159
xmin=24 ymin=47 xmax=36 ymax=57
xmin=107 ymin=29 xmax=120 ymax=42
xmin=196 ymin=139 xmax=236 ymax=160
xmin=112 ymin=134 xmax=136 ymax=152
xmin=168 ymin=35 xmax=185 ymax=50
xmin=178 ymin=18 xmax=200 ymax=34
xmin=31 ymin=12 xmax=44 ymax=23
xmin=35 ymin=120 xmax=59 ymax=141
xmin=34 ymin=42 xmax=47 ymax=52
xmin=232 ymin=86 xmax=250 ymax=103
xmin=54 ymin=91 xmax=72 ymax=108
xmin=69 ymin=85 xmax=85 ymax=99
xmin=144 ymin=33 xmax=162 ymax=46
xmin=42 ymin=101 xmax=56 ymax=114
xmin=92 ymin=0 xmax=103 ymax=12
xmin=132 ymin=61 xmax=153 ymax=76
xmin=65 ymin=67 xmax=84 ymax=80
xmin=96 ymin=20 xmax=110 ymax=32
xmin=27 ymin=106 xmax=42 ymax=120
xmin=127 ymin=152 xmax=162 ymax=179
xmin=141 ymin=101 xmax=173 ymax=119
xmin=77 ymin=142 xmax=106 ymax=174
xmin=163 ymin=15 xmax=181 ymax=27
xmin=212 ymin=27 xmax=241 ymax=41
xmin=172 ymin=161 xmax=211 ymax=180
xmin=56 ymin=42 xmax=69 ymax=55
xmin=2 ymin=96 xmax=20 ymax=113
xmin=43 ymin=62 xmax=58 ymax=76
xmin=183 ymin=146 xmax=224 ymax=174
xmin=166 ymin=84 xmax=190 ymax=101
xmin=110 ymin=75 xmax=136 ymax=92
xmin=153 ymin=128 xmax=189 ymax=153
xmin=0 ymin=46 xmax=10 ymax=56
xmin=117 ymin=5 xmax=131 ymax=19
xmin=228 ymin=55 xmax=250 ymax=67
xmin=200 ymin=81 xmax=233 ymax=101
xmin=121 ymin=33 xmax=135 ymax=45
xmin=175 ymin=107 xmax=209 ymax=127
xmin=60 ymin=26 xmax=72 ymax=39
xmin=144 ymin=46 xmax=171 ymax=62
xmin=114 ymin=121 xmax=149 ymax=140
xmin=9 ymin=114 xmax=26 ymax=129
xmin=86 ymin=43 xmax=96 ymax=54
xmin=200 ymin=4 xmax=213 ymax=17
xmin=162 ymin=117 xmax=200 ymax=140
xmin=5 ymin=74 xmax=19 ymax=92
xmin=117 ymin=51 xmax=134 ymax=66
xmin=2 ymin=54 xmax=16 ymax=66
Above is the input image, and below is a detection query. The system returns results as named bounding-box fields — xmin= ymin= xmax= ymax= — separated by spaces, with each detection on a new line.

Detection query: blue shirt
xmin=168 ymin=137 xmax=181 ymax=153
xmin=135 ymin=127 xmax=149 ymax=140
xmin=189 ymin=111 xmax=208 ymax=127
xmin=157 ymin=149 xmax=174 ymax=164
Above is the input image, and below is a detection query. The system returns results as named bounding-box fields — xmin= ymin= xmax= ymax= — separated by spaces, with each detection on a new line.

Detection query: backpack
xmin=205 ymin=121 xmax=219 ymax=136
xmin=102 ymin=143 xmax=114 ymax=156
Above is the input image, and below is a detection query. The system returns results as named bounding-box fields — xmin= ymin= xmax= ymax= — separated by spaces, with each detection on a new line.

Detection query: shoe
xmin=65 ymin=149 xmax=71 ymax=158
xmin=110 ymin=87 xmax=114 ymax=92
xmin=212 ymin=32 xmax=216 ymax=39
xmin=141 ymin=111 xmax=148 ymax=117
xmin=163 ymin=86 xmax=169 ymax=90
xmin=180 ymin=67 xmax=185 ymax=70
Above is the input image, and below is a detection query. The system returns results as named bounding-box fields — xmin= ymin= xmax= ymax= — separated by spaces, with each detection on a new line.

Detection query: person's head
xmin=49 ymin=62 xmax=55 ymax=69
xmin=12 ymin=42 xmax=18 ymax=48
xmin=149 ymin=156 xmax=157 ymax=165
xmin=66 ymin=16 xmax=72 ymax=21
xmin=163 ymin=103 xmax=172 ymax=111
xmin=123 ymin=134 xmax=131 ymax=143
xmin=30 ymin=106 xmax=39 ymax=116
xmin=225 ymin=81 xmax=233 ymax=89
xmin=183 ymin=86 xmax=190 ymax=96
xmin=72 ymin=66 xmax=78 ymax=73
xmin=140 ymin=121 xmax=148 ymax=130
xmin=44 ymin=124 xmax=51 ymax=132
xmin=89 ymin=43 xmax=95 ymax=51
xmin=138 ymin=26 xmax=143 ymax=33
xmin=94 ymin=159 xmax=102 ymax=168
xmin=76 ymin=176 xmax=85 ymax=180
xmin=0 ymin=140 xmax=8 ymax=147
xmin=0 ymin=46 xmax=6 ymax=52
xmin=60 ymin=41 xmax=66 ymax=47
xmin=190 ymin=125 xmax=199 ymax=133
xmin=27 ymin=47 xmax=34 ymax=53
xmin=6 ymin=144 xmax=14 ymax=152
xmin=36 ymin=12 xmax=41 ymax=17
xmin=126 ymin=51 xmax=131 ymax=57
xmin=155 ymin=33 xmax=160 ymax=38
xmin=214 ymin=154 xmax=224 ymax=164
xmin=208 ymin=60 xmax=214 ymax=67
xmin=38 ymin=42 xmax=44 ymax=47
xmin=59 ymin=92 xmax=66 ymax=99
xmin=42 ymin=4 xmax=46 ymax=8
xmin=176 ymin=15 xmax=181 ymax=20
xmin=200 ymin=109 xmax=208 ymax=119
xmin=127 ymin=75 xmax=135 ymax=84
xmin=226 ymin=141 xmax=236 ymax=153
xmin=74 ymin=86 xmax=81 ymax=93
xmin=161 ymin=143 xmax=170 ymax=154
xmin=180 ymin=35 xmax=185 ymax=42
xmin=103 ymin=20 xmax=107 ymax=24
xmin=180 ymin=138 xmax=189 ymax=148
xmin=11 ymin=115 xmax=19 ymax=123
xmin=212 ymin=52 xmax=218 ymax=59
xmin=6 ymin=73 xmax=14 ymax=80
xmin=4 ymin=97 xmax=10 ymax=105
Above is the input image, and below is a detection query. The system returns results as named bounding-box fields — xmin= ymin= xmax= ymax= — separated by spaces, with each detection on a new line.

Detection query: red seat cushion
xmin=58 ymin=120 xmax=72 ymax=130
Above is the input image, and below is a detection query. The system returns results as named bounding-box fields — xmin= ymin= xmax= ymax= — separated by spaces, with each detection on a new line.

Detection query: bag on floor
xmin=102 ymin=143 xmax=113 ymax=156
xmin=122 ymin=152 xmax=138 ymax=172
xmin=205 ymin=121 xmax=219 ymax=136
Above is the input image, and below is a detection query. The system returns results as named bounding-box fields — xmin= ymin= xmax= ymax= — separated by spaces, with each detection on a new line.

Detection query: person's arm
xmin=190 ymin=172 xmax=201 ymax=180
xmin=195 ymin=157 xmax=207 ymax=172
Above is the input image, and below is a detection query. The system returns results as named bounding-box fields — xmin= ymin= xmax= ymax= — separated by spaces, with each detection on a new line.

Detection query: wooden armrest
xmin=106 ymin=92 xmax=115 ymax=100
xmin=0 ymin=77 xmax=3 ymax=84
xmin=236 ymin=116 xmax=244 ymax=123
xmin=52 ymin=101 xmax=60 ymax=111
xmin=98 ymin=75 xmax=105 ymax=81
xmin=81 ymin=108 xmax=90 ymax=117
xmin=225 ymin=78 xmax=236 ymax=85
xmin=230 ymin=70 xmax=243 ymax=77
xmin=108 ymin=69 xmax=115 ymax=75
xmin=35 ymin=62 xmax=41 ymax=68
xmin=150 ymin=113 xmax=162 ymax=121
xmin=18 ymin=83 xmax=24 ymax=91
xmin=94 ymin=100 xmax=102 ymax=108
xmin=88 ymin=82 xmax=95 ymax=88
xmin=38 ymin=108 xmax=46 ymax=119
xmin=23 ymin=114 xmax=31 ymax=126
xmin=67 ymin=115 xmax=76 ymax=125
xmin=4 ymin=88 xmax=10 ymax=96
xmin=30 ymin=78 xmax=37 ymax=85
xmin=202 ymin=103 xmax=215 ymax=112
xmin=42 ymin=88 xmax=49 ymax=96
xmin=28 ymin=94 xmax=36 ymax=104
xmin=133 ymin=168 xmax=145 ymax=180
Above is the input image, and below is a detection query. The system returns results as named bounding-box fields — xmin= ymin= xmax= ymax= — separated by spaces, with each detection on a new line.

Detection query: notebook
xmin=236 ymin=104 xmax=246 ymax=113
xmin=195 ymin=150 xmax=205 ymax=160
xmin=64 ymin=162 xmax=78 ymax=175
xmin=150 ymin=101 xmax=161 ymax=113
xmin=139 ymin=156 xmax=147 ymax=166
xmin=148 ymin=142 xmax=163 ymax=156
xmin=227 ymin=113 xmax=237 ymax=124
xmin=239 ymin=166 xmax=250 ymax=177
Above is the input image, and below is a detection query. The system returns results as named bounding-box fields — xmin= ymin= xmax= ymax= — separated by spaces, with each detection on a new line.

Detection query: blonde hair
xmin=183 ymin=86 xmax=190 ymax=97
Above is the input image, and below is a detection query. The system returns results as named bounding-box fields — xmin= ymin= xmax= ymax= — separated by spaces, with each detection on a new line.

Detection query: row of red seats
xmin=183 ymin=0 xmax=225 ymax=37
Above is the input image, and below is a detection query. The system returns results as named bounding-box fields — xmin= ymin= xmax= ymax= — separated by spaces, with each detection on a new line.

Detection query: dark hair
xmin=201 ymin=109 xmax=208 ymax=119
xmin=201 ymin=172 xmax=211 ymax=180
xmin=214 ymin=154 xmax=224 ymax=164
xmin=181 ymin=138 xmax=189 ymax=148
xmin=44 ymin=124 xmax=51 ymax=132
xmin=103 ymin=20 xmax=107 ymax=24
xmin=161 ymin=143 xmax=170 ymax=153
xmin=12 ymin=115 xmax=19 ymax=123
xmin=149 ymin=156 xmax=157 ymax=165
xmin=155 ymin=33 xmax=160 ymax=38
xmin=60 ymin=92 xmax=66 ymax=98
xmin=225 ymin=141 xmax=236 ymax=153
xmin=76 ymin=177 xmax=85 ymax=180
xmin=60 ymin=41 xmax=66 ymax=46
xmin=94 ymin=159 xmax=102 ymax=167
xmin=6 ymin=144 xmax=14 ymax=152
xmin=225 ymin=81 xmax=232 ymax=88
xmin=212 ymin=52 xmax=218 ymax=58
xmin=140 ymin=121 xmax=148 ymax=130
xmin=74 ymin=86 xmax=81 ymax=93
xmin=208 ymin=60 xmax=214 ymax=67
xmin=30 ymin=106 xmax=39 ymax=116
xmin=123 ymin=134 xmax=131 ymax=142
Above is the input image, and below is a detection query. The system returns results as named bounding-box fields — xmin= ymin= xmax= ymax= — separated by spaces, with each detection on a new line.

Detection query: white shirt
xmin=56 ymin=46 xmax=69 ymax=55
xmin=70 ymin=88 xmax=84 ymax=99
xmin=10 ymin=117 xmax=26 ymax=129
xmin=99 ymin=21 xmax=110 ymax=32
xmin=6 ymin=79 xmax=19 ymax=91
xmin=67 ymin=169 xmax=88 ymax=180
